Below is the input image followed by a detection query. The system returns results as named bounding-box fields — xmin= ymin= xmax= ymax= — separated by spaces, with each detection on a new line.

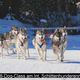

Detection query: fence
xmin=26 ymin=27 xmax=80 ymax=35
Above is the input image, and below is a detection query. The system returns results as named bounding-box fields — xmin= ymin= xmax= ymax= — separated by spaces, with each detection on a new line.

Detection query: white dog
xmin=32 ymin=30 xmax=46 ymax=61
xmin=15 ymin=28 xmax=29 ymax=59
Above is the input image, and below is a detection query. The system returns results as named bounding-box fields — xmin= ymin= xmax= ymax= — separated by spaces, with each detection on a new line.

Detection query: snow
xmin=0 ymin=48 xmax=80 ymax=73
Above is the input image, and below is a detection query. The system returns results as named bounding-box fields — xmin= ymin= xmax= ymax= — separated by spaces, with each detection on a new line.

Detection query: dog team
xmin=0 ymin=26 xmax=67 ymax=62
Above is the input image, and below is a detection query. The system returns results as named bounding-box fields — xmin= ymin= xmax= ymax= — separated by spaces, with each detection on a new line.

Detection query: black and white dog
xmin=50 ymin=27 xmax=67 ymax=62
xmin=0 ymin=26 xmax=18 ymax=57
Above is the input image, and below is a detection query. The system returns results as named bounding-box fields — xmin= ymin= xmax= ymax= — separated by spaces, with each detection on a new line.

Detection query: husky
xmin=50 ymin=27 xmax=67 ymax=62
xmin=15 ymin=28 xmax=29 ymax=59
xmin=0 ymin=26 xmax=18 ymax=57
xmin=32 ymin=30 xmax=46 ymax=61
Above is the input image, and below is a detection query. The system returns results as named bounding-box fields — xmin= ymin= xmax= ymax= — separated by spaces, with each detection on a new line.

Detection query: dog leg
xmin=36 ymin=47 xmax=43 ymax=61
xmin=6 ymin=47 xmax=10 ymax=55
xmin=42 ymin=45 xmax=47 ymax=61
xmin=19 ymin=46 xmax=26 ymax=60
xmin=10 ymin=48 xmax=16 ymax=54
xmin=39 ymin=49 xmax=44 ymax=61
xmin=26 ymin=48 xmax=29 ymax=59
xmin=24 ymin=41 xmax=29 ymax=59
xmin=23 ymin=48 xmax=27 ymax=60
xmin=60 ymin=41 xmax=67 ymax=61
xmin=53 ymin=49 xmax=61 ymax=62
xmin=0 ymin=47 xmax=3 ymax=58
xmin=42 ymin=52 xmax=46 ymax=61
xmin=17 ymin=52 xmax=20 ymax=59
xmin=59 ymin=44 xmax=64 ymax=62
xmin=35 ymin=44 xmax=42 ymax=60
xmin=41 ymin=48 xmax=46 ymax=61
xmin=16 ymin=48 xmax=21 ymax=59
xmin=43 ymin=50 xmax=46 ymax=61
xmin=38 ymin=49 xmax=43 ymax=60
xmin=60 ymin=52 xmax=64 ymax=62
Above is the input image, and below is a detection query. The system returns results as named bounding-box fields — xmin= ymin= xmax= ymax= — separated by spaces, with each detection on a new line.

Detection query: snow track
xmin=0 ymin=49 xmax=80 ymax=73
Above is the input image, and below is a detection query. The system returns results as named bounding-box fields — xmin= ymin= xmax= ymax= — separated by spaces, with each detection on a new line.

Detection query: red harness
xmin=40 ymin=38 xmax=46 ymax=45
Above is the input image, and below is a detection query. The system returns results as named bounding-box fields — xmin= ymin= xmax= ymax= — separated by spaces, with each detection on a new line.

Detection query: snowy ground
xmin=0 ymin=48 xmax=80 ymax=73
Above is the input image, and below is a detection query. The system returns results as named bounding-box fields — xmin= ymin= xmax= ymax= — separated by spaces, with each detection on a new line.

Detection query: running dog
xmin=0 ymin=26 xmax=18 ymax=57
xmin=50 ymin=27 xmax=67 ymax=62
xmin=32 ymin=30 xmax=46 ymax=61
xmin=59 ymin=27 xmax=67 ymax=61
xmin=15 ymin=28 xmax=29 ymax=59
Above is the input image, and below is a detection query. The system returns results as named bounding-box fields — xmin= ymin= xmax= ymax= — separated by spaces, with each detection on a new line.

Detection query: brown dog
xmin=50 ymin=28 xmax=67 ymax=62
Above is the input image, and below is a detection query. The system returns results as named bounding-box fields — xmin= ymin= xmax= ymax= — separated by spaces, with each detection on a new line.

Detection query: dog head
xmin=10 ymin=26 xmax=18 ymax=36
xmin=36 ymin=30 xmax=45 ymax=39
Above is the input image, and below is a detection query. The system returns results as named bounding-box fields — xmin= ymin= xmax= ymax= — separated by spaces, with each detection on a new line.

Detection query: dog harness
xmin=38 ymin=38 xmax=46 ymax=48
xmin=38 ymin=43 xmax=44 ymax=48
xmin=35 ymin=33 xmax=46 ymax=48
